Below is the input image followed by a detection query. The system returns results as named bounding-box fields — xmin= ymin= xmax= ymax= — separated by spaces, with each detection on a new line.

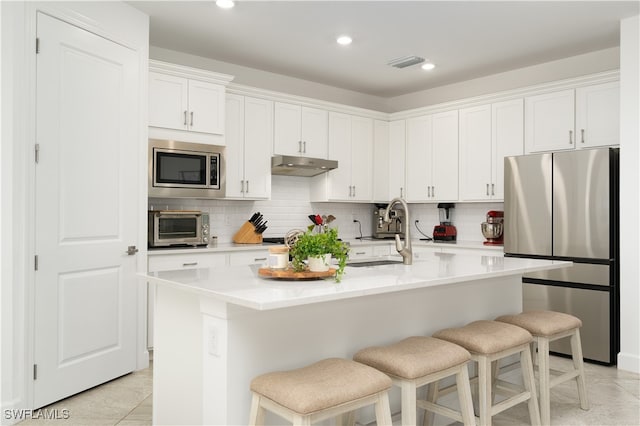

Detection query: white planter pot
xmin=307 ymin=254 xmax=331 ymax=272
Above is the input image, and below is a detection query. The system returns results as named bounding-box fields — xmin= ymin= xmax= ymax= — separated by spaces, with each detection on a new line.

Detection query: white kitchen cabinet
xmin=405 ymin=111 xmax=458 ymax=202
xmin=459 ymin=99 xmax=523 ymax=201
xmin=228 ymin=250 xmax=270 ymax=266
xmin=147 ymin=251 xmax=227 ymax=348
xmin=274 ymin=102 xmax=328 ymax=158
xmin=149 ymin=72 xmax=226 ymax=138
xmin=524 ymin=82 xmax=620 ymax=153
xmin=373 ymin=120 xmax=406 ymax=202
xmin=148 ymin=61 xmax=233 ymax=145
xmin=225 ymin=94 xmax=272 ymax=199
xmin=316 ymin=112 xmax=373 ymax=201
xmin=575 ymin=81 xmax=620 ymax=148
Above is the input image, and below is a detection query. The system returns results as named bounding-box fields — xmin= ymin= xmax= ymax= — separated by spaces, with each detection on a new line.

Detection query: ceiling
xmin=129 ymin=1 xmax=639 ymax=98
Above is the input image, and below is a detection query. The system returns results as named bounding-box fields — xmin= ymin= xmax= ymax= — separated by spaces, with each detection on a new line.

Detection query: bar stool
xmin=249 ymin=358 xmax=393 ymax=426
xmin=433 ymin=320 xmax=541 ymax=426
xmin=354 ymin=336 xmax=476 ymax=426
xmin=496 ymin=310 xmax=589 ymax=425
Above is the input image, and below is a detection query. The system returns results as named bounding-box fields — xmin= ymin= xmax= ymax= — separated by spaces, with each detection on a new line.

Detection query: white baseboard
xmin=617 ymin=351 xmax=640 ymax=374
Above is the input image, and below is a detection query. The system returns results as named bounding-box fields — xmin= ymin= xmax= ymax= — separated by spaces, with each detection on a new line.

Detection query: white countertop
xmin=147 ymin=238 xmax=503 ymax=255
xmin=142 ymin=252 xmax=569 ymax=311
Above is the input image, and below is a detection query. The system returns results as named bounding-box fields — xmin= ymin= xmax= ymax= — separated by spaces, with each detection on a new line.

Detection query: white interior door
xmin=34 ymin=12 xmax=139 ymax=408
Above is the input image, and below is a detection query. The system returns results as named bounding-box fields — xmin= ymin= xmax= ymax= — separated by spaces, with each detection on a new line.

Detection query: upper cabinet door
xmin=224 ymin=94 xmax=245 ymax=198
xmin=243 ymin=97 xmax=273 ymax=199
xmin=525 ymin=89 xmax=575 ymax=153
xmin=575 ymin=81 xmax=619 ymax=148
xmin=492 ymin=99 xmax=524 ymax=200
xmin=187 ymin=80 xmax=225 ymax=135
xmin=459 ymin=105 xmax=492 ymax=201
xmin=274 ymin=103 xmax=328 ymax=158
xmin=405 ymin=115 xmax=432 ymax=202
xmin=431 ymin=110 xmax=459 ymax=201
xmin=327 ymin=112 xmax=352 ymax=200
xmin=301 ymin=107 xmax=328 ymax=158
xmin=388 ymin=120 xmax=406 ymax=200
xmin=149 ymin=72 xmax=188 ymax=130
xmin=350 ymin=116 xmax=373 ymax=201
xmin=274 ymin=102 xmax=302 ymax=156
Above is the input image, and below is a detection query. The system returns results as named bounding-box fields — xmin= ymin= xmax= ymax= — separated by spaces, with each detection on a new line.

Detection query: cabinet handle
xmin=431 ymin=186 xmax=435 ymax=198
xmin=183 ymin=110 xmax=188 ymax=126
xmin=427 ymin=186 xmax=431 ymax=198
xmin=349 ymin=185 xmax=353 ymax=197
xmin=486 ymin=183 xmax=489 ymax=196
xmin=353 ymin=185 xmax=356 ymax=198
xmin=491 ymin=183 xmax=495 ymax=196
xmin=241 ymin=180 xmax=245 ymax=193
xmin=400 ymin=187 xmax=403 ymax=198
xmin=569 ymin=130 xmax=573 ymax=144
xmin=182 ymin=262 xmax=198 ymax=267
xmin=254 ymin=257 xmax=267 ymax=262
xmin=581 ymin=129 xmax=585 ymax=144
xmin=190 ymin=111 xmax=194 ymax=127
xmin=246 ymin=180 xmax=249 ymax=193
xmin=303 ymin=141 xmax=307 ymax=153
xmin=298 ymin=141 xmax=302 ymax=153
xmin=355 ymin=251 xmax=366 ymax=255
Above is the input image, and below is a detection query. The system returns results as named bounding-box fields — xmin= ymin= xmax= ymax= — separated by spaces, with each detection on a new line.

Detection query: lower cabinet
xmin=147 ymin=252 xmax=226 ymax=348
xmin=228 ymin=250 xmax=270 ymax=266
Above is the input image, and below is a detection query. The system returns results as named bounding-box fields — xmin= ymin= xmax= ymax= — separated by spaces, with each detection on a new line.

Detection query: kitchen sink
xmin=347 ymin=259 xmax=404 ymax=267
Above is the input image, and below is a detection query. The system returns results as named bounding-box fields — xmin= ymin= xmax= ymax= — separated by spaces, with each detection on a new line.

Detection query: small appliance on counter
xmin=481 ymin=210 xmax=504 ymax=245
xmin=148 ymin=210 xmax=210 ymax=248
xmin=433 ymin=203 xmax=457 ymax=242
xmin=372 ymin=204 xmax=405 ymax=239
xmin=233 ymin=212 xmax=268 ymax=244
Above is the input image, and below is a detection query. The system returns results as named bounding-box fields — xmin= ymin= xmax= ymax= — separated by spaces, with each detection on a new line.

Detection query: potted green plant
xmin=289 ymin=226 xmax=350 ymax=282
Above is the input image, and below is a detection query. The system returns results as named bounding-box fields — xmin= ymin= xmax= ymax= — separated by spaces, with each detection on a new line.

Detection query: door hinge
xmin=34 ymin=255 xmax=39 ymax=271
xmin=33 ymin=364 xmax=38 ymax=380
xmin=35 ymin=144 xmax=40 ymax=164
xmin=36 ymin=38 xmax=40 ymax=54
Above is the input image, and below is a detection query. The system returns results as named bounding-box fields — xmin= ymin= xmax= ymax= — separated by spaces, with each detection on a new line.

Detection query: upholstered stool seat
xmin=249 ymin=358 xmax=393 ymax=425
xmin=434 ymin=320 xmax=541 ymax=426
xmin=354 ymin=336 xmax=475 ymax=426
xmin=496 ymin=311 xmax=589 ymax=425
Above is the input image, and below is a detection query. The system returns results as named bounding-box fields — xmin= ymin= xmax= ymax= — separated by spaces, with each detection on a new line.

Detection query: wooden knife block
xmin=233 ymin=221 xmax=263 ymax=244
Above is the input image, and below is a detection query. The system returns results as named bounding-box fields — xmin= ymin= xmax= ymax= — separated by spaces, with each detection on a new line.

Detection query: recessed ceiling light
xmin=337 ymin=35 xmax=352 ymax=46
xmin=421 ymin=62 xmax=436 ymax=71
xmin=216 ymin=0 xmax=235 ymax=9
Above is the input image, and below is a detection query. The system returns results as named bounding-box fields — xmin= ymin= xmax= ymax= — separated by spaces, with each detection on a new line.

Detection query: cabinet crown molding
xmin=150 ymin=59 xmax=234 ymax=86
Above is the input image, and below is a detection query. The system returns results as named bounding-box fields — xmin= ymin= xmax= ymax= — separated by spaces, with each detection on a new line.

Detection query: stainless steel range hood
xmin=271 ymin=155 xmax=338 ymax=177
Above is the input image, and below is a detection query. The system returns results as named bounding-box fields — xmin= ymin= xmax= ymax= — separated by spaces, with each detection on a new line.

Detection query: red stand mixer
xmin=481 ymin=210 xmax=504 ymax=245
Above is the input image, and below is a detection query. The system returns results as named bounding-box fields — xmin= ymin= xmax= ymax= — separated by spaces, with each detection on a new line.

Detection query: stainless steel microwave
xmin=148 ymin=210 xmax=210 ymax=247
xmin=149 ymin=139 xmax=225 ymax=198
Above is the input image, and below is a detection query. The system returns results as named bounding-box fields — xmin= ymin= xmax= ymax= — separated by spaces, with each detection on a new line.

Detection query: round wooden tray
xmin=258 ymin=267 xmax=336 ymax=280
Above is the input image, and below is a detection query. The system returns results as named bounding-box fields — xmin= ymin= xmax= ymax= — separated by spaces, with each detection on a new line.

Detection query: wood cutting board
xmin=258 ymin=267 xmax=336 ymax=280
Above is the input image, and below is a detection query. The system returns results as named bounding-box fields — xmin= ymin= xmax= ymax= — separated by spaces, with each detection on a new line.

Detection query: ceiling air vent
xmin=387 ymin=55 xmax=425 ymax=69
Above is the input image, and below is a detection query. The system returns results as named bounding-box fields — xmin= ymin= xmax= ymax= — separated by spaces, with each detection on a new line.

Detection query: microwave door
xmin=154 ymin=148 xmax=207 ymax=188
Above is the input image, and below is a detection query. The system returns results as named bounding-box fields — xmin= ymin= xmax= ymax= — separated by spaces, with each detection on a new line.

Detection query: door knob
xmin=126 ymin=245 xmax=139 ymax=256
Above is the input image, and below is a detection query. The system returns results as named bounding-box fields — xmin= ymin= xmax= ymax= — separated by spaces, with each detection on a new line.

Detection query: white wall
xmin=386 ymin=47 xmax=620 ymax=112
xmin=618 ymin=14 xmax=640 ymax=374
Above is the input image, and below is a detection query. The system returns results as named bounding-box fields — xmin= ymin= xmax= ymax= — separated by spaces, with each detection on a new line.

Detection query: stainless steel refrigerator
xmin=504 ymin=147 xmax=619 ymax=365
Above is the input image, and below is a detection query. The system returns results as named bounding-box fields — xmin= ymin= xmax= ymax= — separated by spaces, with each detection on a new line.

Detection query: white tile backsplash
xmin=149 ymin=176 xmax=503 ymax=243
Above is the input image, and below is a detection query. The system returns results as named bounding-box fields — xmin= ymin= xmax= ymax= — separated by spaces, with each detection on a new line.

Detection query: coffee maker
xmin=481 ymin=210 xmax=504 ymax=245
xmin=433 ymin=203 xmax=457 ymax=242
xmin=372 ymin=204 xmax=405 ymax=239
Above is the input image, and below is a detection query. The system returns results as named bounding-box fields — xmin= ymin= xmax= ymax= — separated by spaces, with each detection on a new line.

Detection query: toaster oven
xmin=148 ymin=210 xmax=210 ymax=248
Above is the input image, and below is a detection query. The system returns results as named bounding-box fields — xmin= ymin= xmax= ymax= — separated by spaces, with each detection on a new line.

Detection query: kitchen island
xmin=143 ymin=252 xmax=570 ymax=425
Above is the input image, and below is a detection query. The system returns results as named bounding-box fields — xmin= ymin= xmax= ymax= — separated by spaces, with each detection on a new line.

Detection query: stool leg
xmin=374 ymin=391 xmax=393 ymax=426
xmin=456 ymin=364 xmax=476 ymax=426
xmin=477 ymin=356 xmax=492 ymax=426
xmin=422 ymin=381 xmax=439 ymax=426
xmin=537 ymin=337 xmax=550 ymax=426
xmin=521 ymin=346 xmax=541 ymax=426
xmin=400 ymin=380 xmax=418 ymax=426
xmin=571 ymin=329 xmax=590 ymax=410
xmin=249 ymin=393 xmax=265 ymax=426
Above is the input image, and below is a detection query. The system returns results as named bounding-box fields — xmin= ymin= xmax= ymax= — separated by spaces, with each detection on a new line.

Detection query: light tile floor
xmin=16 ymin=356 xmax=640 ymax=425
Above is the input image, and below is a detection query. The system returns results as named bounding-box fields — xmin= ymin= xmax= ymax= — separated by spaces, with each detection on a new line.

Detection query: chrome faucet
xmin=383 ymin=197 xmax=412 ymax=265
